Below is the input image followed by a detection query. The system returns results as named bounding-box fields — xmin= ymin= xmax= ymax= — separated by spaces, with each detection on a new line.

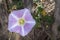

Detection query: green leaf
xmin=43 ymin=15 xmax=54 ymax=25
xmin=38 ymin=7 xmax=43 ymax=12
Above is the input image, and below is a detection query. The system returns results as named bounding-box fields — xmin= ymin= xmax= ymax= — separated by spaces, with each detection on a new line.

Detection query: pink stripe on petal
xmin=12 ymin=9 xmax=25 ymax=18
xmin=24 ymin=23 xmax=35 ymax=35
xmin=9 ymin=25 xmax=22 ymax=33
xmin=24 ymin=11 xmax=34 ymax=21
xmin=8 ymin=14 xmax=17 ymax=28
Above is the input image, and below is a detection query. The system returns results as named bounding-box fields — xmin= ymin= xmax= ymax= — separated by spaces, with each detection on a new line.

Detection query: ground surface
xmin=0 ymin=0 xmax=60 ymax=40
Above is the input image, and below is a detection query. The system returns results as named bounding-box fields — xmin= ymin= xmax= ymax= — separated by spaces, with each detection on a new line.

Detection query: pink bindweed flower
xmin=8 ymin=8 xmax=36 ymax=36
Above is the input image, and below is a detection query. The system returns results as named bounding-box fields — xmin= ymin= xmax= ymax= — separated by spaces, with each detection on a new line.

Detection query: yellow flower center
xmin=18 ymin=18 xmax=25 ymax=25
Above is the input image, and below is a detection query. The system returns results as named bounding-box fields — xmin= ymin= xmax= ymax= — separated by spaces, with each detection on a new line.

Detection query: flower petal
xmin=23 ymin=23 xmax=35 ymax=36
xmin=12 ymin=9 xmax=25 ymax=18
xmin=24 ymin=10 xmax=34 ymax=21
xmin=8 ymin=14 xmax=17 ymax=28
xmin=9 ymin=25 xmax=22 ymax=33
